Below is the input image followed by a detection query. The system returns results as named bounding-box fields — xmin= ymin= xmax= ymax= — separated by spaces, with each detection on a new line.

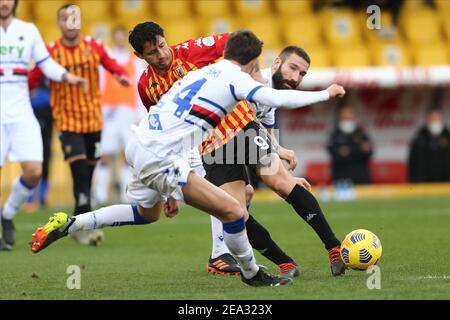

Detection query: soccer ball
xmin=340 ymin=229 xmax=382 ymax=270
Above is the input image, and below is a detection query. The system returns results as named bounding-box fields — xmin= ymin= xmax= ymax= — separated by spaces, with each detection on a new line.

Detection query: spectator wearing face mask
xmin=327 ymin=105 xmax=374 ymax=184
xmin=408 ymin=108 xmax=450 ymax=182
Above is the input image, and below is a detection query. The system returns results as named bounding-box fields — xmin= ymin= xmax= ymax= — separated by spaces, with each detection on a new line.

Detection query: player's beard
xmin=272 ymin=64 xmax=299 ymax=90
xmin=0 ymin=7 xmax=13 ymax=20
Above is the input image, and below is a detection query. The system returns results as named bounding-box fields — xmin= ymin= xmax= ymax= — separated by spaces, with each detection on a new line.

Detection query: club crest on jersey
xmin=173 ymin=65 xmax=187 ymax=78
xmin=148 ymin=114 xmax=162 ymax=130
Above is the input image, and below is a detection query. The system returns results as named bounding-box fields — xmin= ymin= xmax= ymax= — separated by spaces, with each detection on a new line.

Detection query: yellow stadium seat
xmin=400 ymin=7 xmax=440 ymax=45
xmin=83 ymin=20 xmax=115 ymax=45
xmin=153 ymin=0 xmax=192 ymax=20
xmin=435 ymin=0 xmax=450 ymax=12
xmin=320 ymin=8 xmax=362 ymax=47
xmin=163 ymin=19 xmax=201 ymax=45
xmin=113 ymin=0 xmax=153 ymax=22
xmin=199 ymin=17 xmax=238 ymax=36
xmin=363 ymin=11 xmax=402 ymax=44
xmin=302 ymin=45 xmax=331 ymax=68
xmin=371 ymin=42 xmax=411 ymax=67
xmin=194 ymin=0 xmax=232 ymax=18
xmin=442 ymin=17 xmax=450 ymax=41
xmin=413 ymin=44 xmax=449 ymax=66
xmin=274 ymin=0 xmax=312 ymax=16
xmin=333 ymin=45 xmax=371 ymax=67
xmin=259 ymin=46 xmax=282 ymax=69
xmin=34 ymin=0 xmax=67 ymax=23
xmin=15 ymin=0 xmax=33 ymax=21
xmin=35 ymin=23 xmax=61 ymax=44
xmin=282 ymin=15 xmax=321 ymax=48
xmin=234 ymin=0 xmax=271 ymax=17
xmin=237 ymin=17 xmax=282 ymax=48
xmin=77 ymin=0 xmax=113 ymax=24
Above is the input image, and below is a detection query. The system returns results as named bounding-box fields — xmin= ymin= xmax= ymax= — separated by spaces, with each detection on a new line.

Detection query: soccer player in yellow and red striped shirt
xmin=129 ymin=22 xmax=295 ymax=277
xmin=28 ymin=4 xmax=130 ymax=245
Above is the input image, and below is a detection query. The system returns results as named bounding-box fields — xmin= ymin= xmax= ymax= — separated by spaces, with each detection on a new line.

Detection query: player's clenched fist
xmin=326 ymin=84 xmax=346 ymax=98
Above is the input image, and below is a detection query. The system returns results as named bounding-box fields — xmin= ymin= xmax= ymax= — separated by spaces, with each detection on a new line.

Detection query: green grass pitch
xmin=1 ymin=196 xmax=449 ymax=300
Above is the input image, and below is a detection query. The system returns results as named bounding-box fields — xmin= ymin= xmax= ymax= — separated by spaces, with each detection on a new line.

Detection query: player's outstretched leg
xmin=182 ymin=172 xmax=292 ymax=287
xmin=259 ymin=155 xmax=345 ymax=276
xmin=30 ymin=204 xmax=156 ymax=253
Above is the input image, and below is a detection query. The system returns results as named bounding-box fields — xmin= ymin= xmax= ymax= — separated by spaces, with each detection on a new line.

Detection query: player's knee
xmin=138 ymin=205 xmax=161 ymax=223
xmin=245 ymin=184 xmax=254 ymax=205
xmin=22 ymin=164 xmax=42 ymax=185
xmin=267 ymin=176 xmax=293 ymax=199
xmin=222 ymin=197 xmax=244 ymax=222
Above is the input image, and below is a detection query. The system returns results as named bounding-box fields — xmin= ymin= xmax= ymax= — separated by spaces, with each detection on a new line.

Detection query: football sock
xmin=68 ymin=204 xmax=150 ymax=234
xmin=87 ymin=162 xmax=97 ymax=191
xmin=222 ymin=216 xmax=258 ymax=279
xmin=94 ymin=163 xmax=110 ymax=204
xmin=246 ymin=214 xmax=295 ymax=265
xmin=70 ymin=160 xmax=92 ymax=216
xmin=286 ymin=184 xmax=341 ymax=251
xmin=210 ymin=215 xmax=230 ymax=259
xmin=2 ymin=176 xmax=38 ymax=220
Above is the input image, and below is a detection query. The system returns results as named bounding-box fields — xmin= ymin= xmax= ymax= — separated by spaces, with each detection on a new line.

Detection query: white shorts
xmin=125 ymin=134 xmax=196 ymax=208
xmin=101 ymin=106 xmax=142 ymax=155
xmin=0 ymin=113 xmax=43 ymax=166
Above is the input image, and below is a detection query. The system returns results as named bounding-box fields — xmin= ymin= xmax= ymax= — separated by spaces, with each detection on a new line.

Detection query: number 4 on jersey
xmin=173 ymin=78 xmax=207 ymax=118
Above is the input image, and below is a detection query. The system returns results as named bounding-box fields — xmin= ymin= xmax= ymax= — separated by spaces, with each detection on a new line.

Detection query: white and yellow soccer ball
xmin=340 ymin=229 xmax=382 ymax=270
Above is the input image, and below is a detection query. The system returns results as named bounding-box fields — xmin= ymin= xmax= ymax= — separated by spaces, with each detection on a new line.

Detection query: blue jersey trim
xmin=197 ymin=97 xmax=227 ymax=115
xmin=246 ymin=85 xmax=264 ymax=101
xmin=184 ymin=119 xmax=208 ymax=132
xmin=36 ymin=55 xmax=51 ymax=65
xmin=261 ymin=121 xmax=275 ymax=128
xmin=229 ymin=85 xmax=239 ymax=102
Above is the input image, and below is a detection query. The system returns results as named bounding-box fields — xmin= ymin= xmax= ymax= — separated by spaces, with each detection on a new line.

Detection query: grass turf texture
xmin=1 ymin=196 xmax=449 ymax=300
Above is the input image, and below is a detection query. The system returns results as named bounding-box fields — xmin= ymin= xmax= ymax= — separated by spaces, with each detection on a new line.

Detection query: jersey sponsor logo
xmin=0 ymin=45 xmax=25 ymax=58
xmin=202 ymin=36 xmax=215 ymax=47
xmin=148 ymin=114 xmax=162 ymax=130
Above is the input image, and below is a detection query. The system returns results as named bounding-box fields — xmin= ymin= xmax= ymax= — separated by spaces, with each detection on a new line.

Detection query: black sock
xmin=246 ymin=215 xmax=295 ymax=265
xmin=285 ymin=184 xmax=340 ymax=251
xmin=69 ymin=160 xmax=92 ymax=216
xmin=87 ymin=162 xmax=97 ymax=190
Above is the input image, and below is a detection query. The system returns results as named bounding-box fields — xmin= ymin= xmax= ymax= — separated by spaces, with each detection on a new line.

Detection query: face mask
xmin=428 ymin=122 xmax=444 ymax=136
xmin=339 ymin=120 xmax=357 ymax=134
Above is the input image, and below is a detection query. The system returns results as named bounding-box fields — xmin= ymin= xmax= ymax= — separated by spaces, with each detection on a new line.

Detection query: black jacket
xmin=408 ymin=127 xmax=450 ymax=182
xmin=327 ymin=127 xmax=373 ymax=184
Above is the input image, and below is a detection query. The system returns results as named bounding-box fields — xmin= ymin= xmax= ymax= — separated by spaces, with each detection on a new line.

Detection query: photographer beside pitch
xmin=30 ymin=30 xmax=343 ymax=287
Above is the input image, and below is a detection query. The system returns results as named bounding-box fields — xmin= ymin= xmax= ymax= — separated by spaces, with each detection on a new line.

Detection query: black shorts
xmin=202 ymin=121 xmax=274 ymax=186
xmin=59 ymin=131 xmax=101 ymax=161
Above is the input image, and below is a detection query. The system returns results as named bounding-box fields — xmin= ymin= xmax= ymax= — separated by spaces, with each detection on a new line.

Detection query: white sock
xmin=120 ymin=164 xmax=131 ymax=202
xmin=210 ymin=215 xmax=230 ymax=259
xmin=94 ymin=164 xmax=110 ymax=203
xmin=222 ymin=217 xmax=258 ymax=279
xmin=68 ymin=204 xmax=150 ymax=234
xmin=2 ymin=176 xmax=37 ymax=220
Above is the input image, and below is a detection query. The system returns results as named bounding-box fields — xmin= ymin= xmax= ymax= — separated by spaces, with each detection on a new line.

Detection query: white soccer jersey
xmin=256 ymin=67 xmax=276 ymax=128
xmin=134 ymin=59 xmax=330 ymax=159
xmin=0 ymin=18 xmax=64 ymax=124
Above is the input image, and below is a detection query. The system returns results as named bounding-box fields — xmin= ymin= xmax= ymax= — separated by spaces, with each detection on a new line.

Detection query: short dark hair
xmin=279 ymin=46 xmax=311 ymax=65
xmin=224 ymin=30 xmax=263 ymax=65
xmin=57 ymin=3 xmax=77 ymax=16
xmin=128 ymin=22 xmax=165 ymax=54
